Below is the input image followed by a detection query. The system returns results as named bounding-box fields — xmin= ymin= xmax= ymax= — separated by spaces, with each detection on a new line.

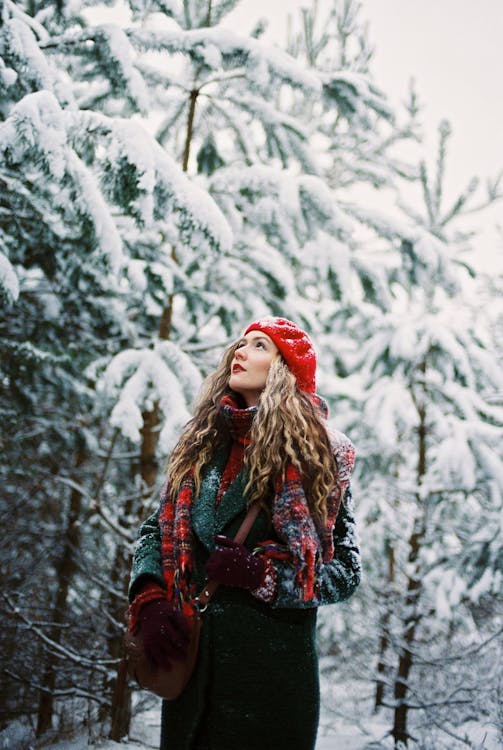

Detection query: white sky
xmin=224 ymin=0 xmax=503 ymax=271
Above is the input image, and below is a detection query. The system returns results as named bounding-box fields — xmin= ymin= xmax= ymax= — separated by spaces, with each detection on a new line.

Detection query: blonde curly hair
xmin=166 ymin=340 xmax=339 ymax=525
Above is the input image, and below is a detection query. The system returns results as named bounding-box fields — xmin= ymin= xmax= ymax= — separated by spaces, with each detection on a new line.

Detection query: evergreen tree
xmin=336 ymin=121 xmax=503 ymax=748
xmin=0 ymin=0 xmax=232 ymax=738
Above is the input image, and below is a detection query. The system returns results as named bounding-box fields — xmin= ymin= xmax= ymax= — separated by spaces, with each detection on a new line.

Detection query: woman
xmin=128 ymin=317 xmax=360 ymax=750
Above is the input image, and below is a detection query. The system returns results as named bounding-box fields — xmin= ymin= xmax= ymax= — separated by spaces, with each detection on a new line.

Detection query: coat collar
xmin=191 ymin=448 xmax=250 ymax=552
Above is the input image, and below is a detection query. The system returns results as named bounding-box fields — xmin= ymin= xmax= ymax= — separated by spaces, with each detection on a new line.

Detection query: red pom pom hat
xmin=244 ymin=317 xmax=317 ymax=393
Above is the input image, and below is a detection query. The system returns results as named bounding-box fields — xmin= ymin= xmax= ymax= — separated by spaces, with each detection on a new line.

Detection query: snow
xmin=432 ymin=426 xmax=477 ymax=490
xmin=72 ymin=110 xmax=233 ymax=254
xmin=0 ymin=92 xmax=125 ymax=274
xmin=97 ymin=25 xmax=150 ymax=113
xmin=0 ymin=57 xmax=17 ymax=87
xmin=0 ymin=251 xmax=19 ymax=302
xmin=130 ymin=26 xmax=321 ymax=95
xmin=3 ymin=16 xmax=55 ymax=91
xmin=66 ymin=148 xmax=124 ymax=274
xmin=100 ymin=342 xmax=202 ymax=449
xmin=21 ymin=704 xmax=503 ymax=750
xmin=363 ymin=376 xmax=416 ymax=448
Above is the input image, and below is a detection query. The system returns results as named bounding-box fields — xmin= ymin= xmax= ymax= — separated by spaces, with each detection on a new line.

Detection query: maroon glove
xmin=137 ymin=599 xmax=191 ymax=670
xmin=205 ymin=535 xmax=265 ymax=590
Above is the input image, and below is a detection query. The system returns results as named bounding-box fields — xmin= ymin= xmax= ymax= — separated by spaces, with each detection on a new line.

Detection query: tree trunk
xmin=374 ymin=539 xmax=395 ymax=712
xmin=36 ymin=451 xmax=85 ymax=737
xmin=107 ymin=527 xmax=134 ymax=741
xmin=108 ymin=84 xmax=198 ymax=740
xmin=391 ymin=362 xmax=427 ymax=747
xmin=391 ymin=519 xmax=423 ymax=746
xmin=183 ymin=89 xmax=199 ymax=172
xmin=108 ymin=345 xmax=169 ymax=740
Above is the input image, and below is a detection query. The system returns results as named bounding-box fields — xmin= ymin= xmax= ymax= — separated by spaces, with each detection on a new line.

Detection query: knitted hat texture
xmin=244 ymin=317 xmax=317 ymax=393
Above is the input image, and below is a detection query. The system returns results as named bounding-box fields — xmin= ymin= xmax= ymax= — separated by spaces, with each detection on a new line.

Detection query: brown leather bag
xmin=125 ymin=502 xmax=261 ymax=700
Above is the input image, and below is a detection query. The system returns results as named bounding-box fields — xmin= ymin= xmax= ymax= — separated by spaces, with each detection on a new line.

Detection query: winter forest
xmin=1 ymin=0 xmax=502 ymax=748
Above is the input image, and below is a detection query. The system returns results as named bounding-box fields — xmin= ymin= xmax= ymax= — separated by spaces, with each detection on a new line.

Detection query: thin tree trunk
xmin=391 ymin=362 xmax=427 ymax=747
xmin=36 ymin=451 xmax=86 ymax=737
xmin=391 ymin=518 xmax=423 ymax=746
xmin=182 ymin=89 xmax=199 ymax=172
xmin=374 ymin=539 xmax=395 ymax=712
xmin=108 ymin=409 xmax=162 ymax=740
xmin=109 ymin=84 xmax=198 ymax=740
xmin=108 ymin=524 xmax=134 ymax=741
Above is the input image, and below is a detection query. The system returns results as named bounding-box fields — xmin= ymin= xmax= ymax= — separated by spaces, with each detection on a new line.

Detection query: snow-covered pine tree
xmin=287 ymin=0 xmax=415 ymax=185
xmin=0 ymin=2 xmax=124 ymax=731
xmin=0 ymin=0 xmax=234 ymax=738
xmin=281 ymin=0 xmax=423 ymax=386
xmin=339 ymin=121 xmax=503 ymax=748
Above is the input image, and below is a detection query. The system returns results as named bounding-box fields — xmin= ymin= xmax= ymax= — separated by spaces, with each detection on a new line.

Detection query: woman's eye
xmin=256 ymin=341 xmax=265 ymax=349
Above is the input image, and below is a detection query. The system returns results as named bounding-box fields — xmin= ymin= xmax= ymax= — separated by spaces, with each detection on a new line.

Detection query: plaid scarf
xmin=158 ymin=395 xmax=354 ymax=609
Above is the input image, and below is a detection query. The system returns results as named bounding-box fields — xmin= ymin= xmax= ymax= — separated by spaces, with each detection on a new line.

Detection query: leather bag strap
xmin=193 ymin=502 xmax=261 ymax=613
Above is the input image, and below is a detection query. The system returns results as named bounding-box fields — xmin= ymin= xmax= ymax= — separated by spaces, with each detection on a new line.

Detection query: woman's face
xmin=229 ymin=331 xmax=279 ymax=407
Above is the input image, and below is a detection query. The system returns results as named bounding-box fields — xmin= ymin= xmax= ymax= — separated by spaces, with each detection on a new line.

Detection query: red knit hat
xmin=244 ymin=317 xmax=317 ymax=393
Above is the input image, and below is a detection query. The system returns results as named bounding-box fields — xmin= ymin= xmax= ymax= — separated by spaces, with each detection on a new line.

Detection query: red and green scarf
xmin=158 ymin=395 xmax=355 ymax=610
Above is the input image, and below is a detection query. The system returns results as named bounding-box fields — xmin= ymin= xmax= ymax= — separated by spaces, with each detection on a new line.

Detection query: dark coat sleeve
xmin=254 ymin=486 xmax=361 ymax=609
xmin=128 ymin=510 xmax=165 ymax=601
xmin=314 ymin=486 xmax=361 ymax=603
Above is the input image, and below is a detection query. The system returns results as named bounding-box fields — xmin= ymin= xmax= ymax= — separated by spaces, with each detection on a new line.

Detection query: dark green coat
xmin=129 ymin=461 xmax=361 ymax=750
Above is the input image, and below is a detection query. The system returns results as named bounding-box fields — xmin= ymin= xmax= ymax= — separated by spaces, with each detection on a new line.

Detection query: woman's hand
xmin=205 ymin=535 xmax=265 ymax=589
xmin=137 ymin=599 xmax=191 ymax=670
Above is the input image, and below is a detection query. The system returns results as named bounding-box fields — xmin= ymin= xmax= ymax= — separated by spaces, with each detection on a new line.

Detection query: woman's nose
xmin=235 ymin=347 xmax=246 ymax=360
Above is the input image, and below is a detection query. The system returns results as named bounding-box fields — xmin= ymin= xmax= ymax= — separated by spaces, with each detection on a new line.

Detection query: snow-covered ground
xmin=0 ymin=704 xmax=376 ymax=750
xmin=3 ymin=703 xmax=500 ymax=750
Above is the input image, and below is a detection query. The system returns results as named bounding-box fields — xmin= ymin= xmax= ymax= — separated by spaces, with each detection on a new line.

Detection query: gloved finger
xmin=214 ymin=534 xmax=239 ymax=548
xmin=205 ymin=559 xmax=227 ymax=581
xmin=205 ymin=558 xmax=218 ymax=577
xmin=205 ymin=549 xmax=224 ymax=569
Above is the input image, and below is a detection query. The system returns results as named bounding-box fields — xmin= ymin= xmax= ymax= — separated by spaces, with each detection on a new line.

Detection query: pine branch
xmin=407 ymin=626 xmax=503 ymax=667
xmin=199 ymin=68 xmax=247 ymax=89
xmin=51 ymin=474 xmax=134 ymax=542
xmin=432 ymin=120 xmax=451 ymax=219
xmin=89 ymin=499 xmax=136 ymax=543
xmin=439 ymin=176 xmax=479 ymax=227
xmin=203 ymin=97 xmax=256 ymax=164
xmin=419 ymin=160 xmax=434 ymax=226
xmin=4 ymin=669 xmax=110 ymax=706
xmin=2 ymin=594 xmax=118 ymax=671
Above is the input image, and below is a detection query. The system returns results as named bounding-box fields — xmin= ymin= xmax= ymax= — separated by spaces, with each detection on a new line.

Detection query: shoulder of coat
xmin=326 ymin=426 xmax=356 ymax=480
xmin=326 ymin=426 xmax=353 ymax=451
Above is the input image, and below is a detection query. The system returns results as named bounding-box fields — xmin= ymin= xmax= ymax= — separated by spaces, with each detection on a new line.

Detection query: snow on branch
xmin=1 ymin=15 xmax=55 ymax=92
xmin=51 ymin=475 xmax=135 ymax=542
xmin=91 ymin=24 xmax=150 ymax=113
xmin=98 ymin=341 xmax=202 ymax=451
xmin=0 ymin=250 xmax=19 ymax=303
xmin=128 ymin=26 xmax=321 ymax=95
xmin=5 ymin=669 xmax=110 ymax=706
xmin=2 ymin=594 xmax=118 ymax=672
xmin=70 ymin=108 xmax=232 ymax=253
xmin=322 ymin=70 xmax=393 ymax=122
xmin=0 ymin=91 xmax=124 ymax=273
xmin=211 ymin=163 xmax=352 ymax=238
